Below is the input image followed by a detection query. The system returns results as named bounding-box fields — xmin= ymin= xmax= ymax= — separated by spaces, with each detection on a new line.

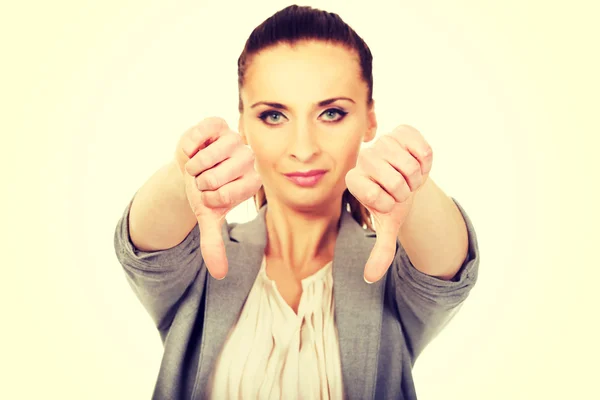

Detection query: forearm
xmin=129 ymin=159 xmax=198 ymax=252
xmin=398 ymin=178 xmax=468 ymax=280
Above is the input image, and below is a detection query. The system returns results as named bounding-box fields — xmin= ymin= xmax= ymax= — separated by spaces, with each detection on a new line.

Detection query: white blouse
xmin=207 ymin=255 xmax=344 ymax=399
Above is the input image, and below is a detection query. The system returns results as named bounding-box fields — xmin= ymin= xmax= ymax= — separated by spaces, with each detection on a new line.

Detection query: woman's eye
xmin=258 ymin=111 xmax=286 ymax=125
xmin=320 ymin=108 xmax=348 ymax=122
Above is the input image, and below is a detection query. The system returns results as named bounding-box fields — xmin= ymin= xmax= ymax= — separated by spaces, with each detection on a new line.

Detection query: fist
xmin=345 ymin=125 xmax=433 ymax=283
xmin=175 ymin=117 xmax=262 ymax=279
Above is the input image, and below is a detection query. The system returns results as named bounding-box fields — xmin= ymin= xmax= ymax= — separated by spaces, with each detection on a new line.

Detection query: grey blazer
xmin=114 ymin=195 xmax=480 ymax=400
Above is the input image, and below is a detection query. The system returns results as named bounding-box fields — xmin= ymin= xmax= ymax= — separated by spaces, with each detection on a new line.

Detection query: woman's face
xmin=239 ymin=40 xmax=377 ymax=211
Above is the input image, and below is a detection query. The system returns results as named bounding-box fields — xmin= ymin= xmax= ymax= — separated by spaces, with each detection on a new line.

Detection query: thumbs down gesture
xmin=345 ymin=125 xmax=433 ymax=283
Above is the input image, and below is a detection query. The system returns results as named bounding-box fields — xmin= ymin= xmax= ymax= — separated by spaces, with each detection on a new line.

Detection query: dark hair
xmin=237 ymin=4 xmax=374 ymax=230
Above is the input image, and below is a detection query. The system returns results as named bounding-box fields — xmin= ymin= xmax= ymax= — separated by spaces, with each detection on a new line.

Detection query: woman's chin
xmin=279 ymin=191 xmax=342 ymax=213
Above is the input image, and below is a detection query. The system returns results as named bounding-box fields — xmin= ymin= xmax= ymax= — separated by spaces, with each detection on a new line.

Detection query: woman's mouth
xmin=283 ymin=170 xmax=327 ymax=187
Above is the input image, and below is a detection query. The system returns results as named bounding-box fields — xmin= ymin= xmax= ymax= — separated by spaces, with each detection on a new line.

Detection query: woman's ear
xmin=238 ymin=116 xmax=248 ymax=145
xmin=364 ymin=99 xmax=378 ymax=143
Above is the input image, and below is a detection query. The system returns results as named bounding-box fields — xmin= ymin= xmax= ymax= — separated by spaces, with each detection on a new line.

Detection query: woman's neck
xmin=264 ymin=198 xmax=342 ymax=272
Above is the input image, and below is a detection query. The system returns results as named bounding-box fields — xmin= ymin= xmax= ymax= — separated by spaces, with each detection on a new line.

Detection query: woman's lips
xmin=283 ymin=170 xmax=327 ymax=187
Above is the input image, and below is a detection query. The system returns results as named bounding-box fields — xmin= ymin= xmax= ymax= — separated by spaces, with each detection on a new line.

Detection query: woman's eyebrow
xmin=250 ymin=101 xmax=288 ymax=110
xmin=317 ymin=97 xmax=355 ymax=107
xmin=250 ymin=97 xmax=355 ymax=110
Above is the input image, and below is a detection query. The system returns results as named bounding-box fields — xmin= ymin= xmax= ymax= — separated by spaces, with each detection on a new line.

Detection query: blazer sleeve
xmin=390 ymin=197 xmax=480 ymax=361
xmin=113 ymin=193 xmax=205 ymax=332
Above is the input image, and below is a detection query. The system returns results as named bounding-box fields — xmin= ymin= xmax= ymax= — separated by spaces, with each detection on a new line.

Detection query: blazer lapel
xmin=333 ymin=210 xmax=386 ymax=400
xmin=194 ymin=206 xmax=268 ymax=398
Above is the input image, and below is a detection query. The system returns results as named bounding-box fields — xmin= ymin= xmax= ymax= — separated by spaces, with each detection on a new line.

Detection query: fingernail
xmin=364 ymin=275 xmax=373 ymax=284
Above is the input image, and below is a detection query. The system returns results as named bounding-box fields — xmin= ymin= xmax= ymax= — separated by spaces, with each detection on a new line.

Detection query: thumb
xmin=364 ymin=216 xmax=399 ymax=283
xmin=197 ymin=214 xmax=228 ymax=280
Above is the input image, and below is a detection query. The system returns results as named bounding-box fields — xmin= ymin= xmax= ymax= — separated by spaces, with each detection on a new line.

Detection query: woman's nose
xmin=288 ymin=122 xmax=320 ymax=162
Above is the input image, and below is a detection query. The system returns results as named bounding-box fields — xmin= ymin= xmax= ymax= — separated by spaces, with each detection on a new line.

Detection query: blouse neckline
xmin=257 ymin=255 xmax=334 ymax=319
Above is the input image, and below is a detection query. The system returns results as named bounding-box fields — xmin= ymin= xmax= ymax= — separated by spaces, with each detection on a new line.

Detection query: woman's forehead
xmin=242 ymin=41 xmax=366 ymax=105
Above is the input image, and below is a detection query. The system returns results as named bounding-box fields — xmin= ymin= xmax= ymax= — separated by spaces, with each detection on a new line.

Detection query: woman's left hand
xmin=345 ymin=125 xmax=433 ymax=283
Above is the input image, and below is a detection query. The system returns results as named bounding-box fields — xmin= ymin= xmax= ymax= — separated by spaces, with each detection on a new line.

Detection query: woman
xmin=114 ymin=5 xmax=480 ymax=400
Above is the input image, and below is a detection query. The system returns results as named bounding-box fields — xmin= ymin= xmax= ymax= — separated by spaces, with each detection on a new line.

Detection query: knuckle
xmin=222 ymin=131 xmax=237 ymax=146
xmin=229 ymin=131 xmax=242 ymax=144
xmin=252 ymin=170 xmax=263 ymax=185
xmin=189 ymin=126 xmax=201 ymax=140
xmin=364 ymin=188 xmax=380 ymax=205
xmin=390 ymin=177 xmax=405 ymax=195
xmin=344 ymin=169 xmax=353 ymax=184
xmin=245 ymin=146 xmax=256 ymax=161
xmin=184 ymin=160 xmax=194 ymax=176
xmin=180 ymin=135 xmax=197 ymax=158
xmin=379 ymin=134 xmax=396 ymax=147
xmin=194 ymin=117 xmax=227 ymax=140
xmin=405 ymin=160 xmax=421 ymax=177
xmin=201 ymin=116 xmax=227 ymax=129
xmin=364 ymin=147 xmax=377 ymax=157
xmin=398 ymin=190 xmax=410 ymax=202
xmin=247 ymin=167 xmax=258 ymax=180
xmin=200 ymin=150 xmax=218 ymax=170
xmin=218 ymin=188 xmax=231 ymax=206
xmin=189 ymin=126 xmax=204 ymax=143
xmin=344 ymin=169 xmax=359 ymax=188
xmin=381 ymin=198 xmax=395 ymax=213
xmin=203 ymin=172 xmax=219 ymax=190
xmin=193 ymin=176 xmax=203 ymax=191
xmin=360 ymin=149 xmax=376 ymax=167
xmin=244 ymin=150 xmax=256 ymax=169
xmin=423 ymin=146 xmax=433 ymax=158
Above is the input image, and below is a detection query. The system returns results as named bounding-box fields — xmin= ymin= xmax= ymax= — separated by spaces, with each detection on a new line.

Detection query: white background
xmin=2 ymin=0 xmax=598 ymax=399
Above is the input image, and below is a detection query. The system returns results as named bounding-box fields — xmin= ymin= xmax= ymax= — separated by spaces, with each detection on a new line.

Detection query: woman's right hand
xmin=174 ymin=117 xmax=262 ymax=280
